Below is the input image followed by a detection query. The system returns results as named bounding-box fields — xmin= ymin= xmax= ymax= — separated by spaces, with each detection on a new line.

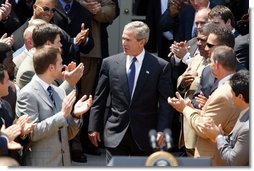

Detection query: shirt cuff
xmin=182 ymin=52 xmax=190 ymax=64
xmin=216 ymin=134 xmax=223 ymax=141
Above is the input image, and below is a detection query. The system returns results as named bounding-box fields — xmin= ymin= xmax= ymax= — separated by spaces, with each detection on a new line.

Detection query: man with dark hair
xmin=15 ymin=23 xmax=84 ymax=93
xmin=12 ymin=0 xmax=94 ymax=65
xmin=0 ymin=43 xmax=17 ymax=114
xmin=208 ymin=5 xmax=249 ymax=70
xmin=191 ymin=26 xmax=235 ymax=109
xmin=168 ymin=46 xmax=241 ymax=165
xmin=16 ymin=45 xmax=93 ymax=166
xmin=0 ymin=63 xmax=33 ymax=164
xmin=199 ymin=70 xmax=249 ymax=166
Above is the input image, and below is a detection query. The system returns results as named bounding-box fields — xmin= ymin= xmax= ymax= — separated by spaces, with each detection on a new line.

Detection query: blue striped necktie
xmin=127 ymin=57 xmax=137 ymax=95
xmin=47 ymin=86 xmax=56 ymax=106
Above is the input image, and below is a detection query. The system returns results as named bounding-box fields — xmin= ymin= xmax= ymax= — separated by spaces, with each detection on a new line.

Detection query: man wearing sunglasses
xmin=12 ymin=0 xmax=94 ymax=65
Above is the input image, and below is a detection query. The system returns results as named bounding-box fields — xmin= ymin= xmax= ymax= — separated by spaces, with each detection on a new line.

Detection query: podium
xmin=107 ymin=156 xmax=211 ymax=166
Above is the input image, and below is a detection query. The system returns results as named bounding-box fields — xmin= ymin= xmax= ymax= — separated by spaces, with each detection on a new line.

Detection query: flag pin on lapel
xmin=146 ymin=70 xmax=150 ymax=74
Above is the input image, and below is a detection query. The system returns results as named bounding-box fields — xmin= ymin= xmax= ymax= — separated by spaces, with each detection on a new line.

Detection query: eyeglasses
xmin=36 ymin=5 xmax=56 ymax=13
xmin=206 ymin=42 xmax=217 ymax=48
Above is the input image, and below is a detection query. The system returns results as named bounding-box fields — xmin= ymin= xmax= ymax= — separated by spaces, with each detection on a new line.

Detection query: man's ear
xmin=226 ymin=19 xmax=232 ymax=28
xmin=139 ymin=39 xmax=146 ymax=47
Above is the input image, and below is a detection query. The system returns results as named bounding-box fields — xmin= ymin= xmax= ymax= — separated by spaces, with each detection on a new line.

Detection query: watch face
xmin=145 ymin=151 xmax=178 ymax=167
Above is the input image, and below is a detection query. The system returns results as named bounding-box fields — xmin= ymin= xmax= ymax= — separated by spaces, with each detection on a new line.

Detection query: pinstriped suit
xmin=16 ymin=76 xmax=81 ymax=166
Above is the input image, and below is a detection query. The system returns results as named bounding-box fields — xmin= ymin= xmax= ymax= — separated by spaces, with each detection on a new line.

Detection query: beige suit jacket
xmin=177 ymin=55 xmax=209 ymax=149
xmin=182 ymin=83 xmax=241 ymax=165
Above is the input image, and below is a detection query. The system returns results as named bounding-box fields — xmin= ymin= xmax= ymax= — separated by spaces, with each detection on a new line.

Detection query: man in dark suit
xmin=199 ymin=70 xmax=249 ymax=166
xmin=208 ymin=5 xmax=249 ymax=70
xmin=12 ymin=0 xmax=94 ymax=65
xmin=88 ymin=21 xmax=174 ymax=163
xmin=191 ymin=26 xmax=236 ymax=109
xmin=159 ymin=0 xmax=215 ymax=42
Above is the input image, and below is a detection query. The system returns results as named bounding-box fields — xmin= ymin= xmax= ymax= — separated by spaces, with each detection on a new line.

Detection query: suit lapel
xmin=132 ymin=52 xmax=152 ymax=102
xmin=32 ymin=79 xmax=54 ymax=109
xmin=116 ymin=54 xmax=131 ymax=101
xmin=55 ymin=1 xmax=71 ymax=24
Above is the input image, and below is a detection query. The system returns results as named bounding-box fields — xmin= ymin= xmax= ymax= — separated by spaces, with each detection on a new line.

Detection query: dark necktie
xmin=64 ymin=4 xmax=71 ymax=14
xmin=127 ymin=57 xmax=137 ymax=95
xmin=47 ymin=86 xmax=62 ymax=146
xmin=47 ymin=86 xmax=56 ymax=106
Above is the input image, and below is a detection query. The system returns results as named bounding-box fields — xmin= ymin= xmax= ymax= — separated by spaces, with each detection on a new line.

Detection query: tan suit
xmin=182 ymin=83 xmax=241 ymax=165
xmin=177 ymin=55 xmax=209 ymax=152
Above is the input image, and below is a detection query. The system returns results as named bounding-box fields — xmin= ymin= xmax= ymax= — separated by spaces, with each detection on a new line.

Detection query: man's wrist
xmin=71 ymin=113 xmax=81 ymax=119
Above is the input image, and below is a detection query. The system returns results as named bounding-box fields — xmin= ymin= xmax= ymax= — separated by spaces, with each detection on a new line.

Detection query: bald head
xmin=195 ymin=8 xmax=211 ymax=31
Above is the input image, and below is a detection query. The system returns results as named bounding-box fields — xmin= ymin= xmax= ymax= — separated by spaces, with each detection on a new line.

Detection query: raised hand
xmin=61 ymin=90 xmax=76 ymax=118
xmin=1 ymin=124 xmax=21 ymax=142
xmin=0 ymin=0 xmax=11 ymax=21
xmin=62 ymin=62 xmax=84 ymax=86
xmin=195 ymin=91 xmax=208 ymax=109
xmin=76 ymin=23 xmax=89 ymax=45
xmin=181 ymin=67 xmax=198 ymax=88
xmin=78 ymin=0 xmax=101 ymax=15
xmin=73 ymin=95 xmax=93 ymax=117
xmin=0 ymin=33 xmax=14 ymax=46
xmin=168 ymin=92 xmax=188 ymax=112
xmin=8 ymin=141 xmax=22 ymax=150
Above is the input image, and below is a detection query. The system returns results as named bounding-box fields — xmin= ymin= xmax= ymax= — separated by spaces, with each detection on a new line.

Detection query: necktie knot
xmin=64 ymin=4 xmax=71 ymax=14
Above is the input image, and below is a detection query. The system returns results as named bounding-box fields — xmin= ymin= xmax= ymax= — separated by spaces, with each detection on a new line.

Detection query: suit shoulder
xmin=103 ymin=53 xmax=124 ymax=62
xmin=146 ymin=52 xmax=169 ymax=66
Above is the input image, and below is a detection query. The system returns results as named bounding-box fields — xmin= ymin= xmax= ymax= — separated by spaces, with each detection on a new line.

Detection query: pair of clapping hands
xmin=0 ymin=115 xmax=36 ymax=150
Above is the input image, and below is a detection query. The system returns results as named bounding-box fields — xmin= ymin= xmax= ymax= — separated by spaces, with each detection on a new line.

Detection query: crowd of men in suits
xmin=0 ymin=0 xmax=249 ymax=167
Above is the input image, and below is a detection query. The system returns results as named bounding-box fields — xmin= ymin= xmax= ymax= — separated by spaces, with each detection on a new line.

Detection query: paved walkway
xmin=72 ymin=149 xmax=106 ymax=167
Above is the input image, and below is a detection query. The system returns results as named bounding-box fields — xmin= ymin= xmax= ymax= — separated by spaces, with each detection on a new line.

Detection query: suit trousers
xmin=105 ymin=127 xmax=152 ymax=164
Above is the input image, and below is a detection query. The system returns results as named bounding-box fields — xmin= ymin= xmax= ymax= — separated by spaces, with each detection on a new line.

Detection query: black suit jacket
xmin=159 ymin=2 xmax=216 ymax=42
xmin=0 ymin=136 xmax=8 ymax=155
xmin=191 ymin=66 xmax=216 ymax=108
xmin=234 ymin=34 xmax=249 ymax=70
xmin=88 ymin=51 xmax=174 ymax=151
xmin=146 ymin=0 xmax=173 ymax=60
xmin=53 ymin=1 xmax=94 ymax=63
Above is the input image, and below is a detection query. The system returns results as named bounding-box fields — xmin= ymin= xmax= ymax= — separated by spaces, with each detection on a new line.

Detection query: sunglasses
xmin=36 ymin=5 xmax=56 ymax=13
xmin=206 ymin=42 xmax=217 ymax=48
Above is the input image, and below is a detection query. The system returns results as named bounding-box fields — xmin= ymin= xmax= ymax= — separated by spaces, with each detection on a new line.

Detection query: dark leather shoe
xmin=84 ymin=148 xmax=101 ymax=156
xmin=72 ymin=152 xmax=87 ymax=163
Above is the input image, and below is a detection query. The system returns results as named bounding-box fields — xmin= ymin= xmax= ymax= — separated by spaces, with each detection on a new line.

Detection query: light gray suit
xmin=217 ymin=109 xmax=249 ymax=166
xmin=16 ymin=76 xmax=82 ymax=166
xmin=15 ymin=54 xmax=73 ymax=94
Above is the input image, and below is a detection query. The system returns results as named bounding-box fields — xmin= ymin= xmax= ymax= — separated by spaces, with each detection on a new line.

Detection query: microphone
xmin=164 ymin=128 xmax=173 ymax=150
xmin=149 ymin=129 xmax=157 ymax=150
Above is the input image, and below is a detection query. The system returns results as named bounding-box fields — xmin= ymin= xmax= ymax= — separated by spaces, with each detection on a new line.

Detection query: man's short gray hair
xmin=124 ymin=21 xmax=150 ymax=43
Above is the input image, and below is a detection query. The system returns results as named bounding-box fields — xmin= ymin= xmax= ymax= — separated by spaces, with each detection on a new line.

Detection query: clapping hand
xmin=16 ymin=114 xmax=36 ymax=136
xmin=73 ymin=95 xmax=93 ymax=118
xmin=62 ymin=62 xmax=84 ymax=86
xmin=1 ymin=124 xmax=22 ymax=150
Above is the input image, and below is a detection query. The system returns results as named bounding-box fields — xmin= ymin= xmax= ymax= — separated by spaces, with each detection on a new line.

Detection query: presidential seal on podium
xmin=145 ymin=151 xmax=178 ymax=166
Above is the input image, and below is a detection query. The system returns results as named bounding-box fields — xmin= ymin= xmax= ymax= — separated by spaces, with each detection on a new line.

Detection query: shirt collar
xmin=218 ymin=73 xmax=234 ymax=87
xmin=127 ymin=49 xmax=145 ymax=66
xmin=34 ymin=74 xmax=52 ymax=92
xmin=59 ymin=0 xmax=73 ymax=9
